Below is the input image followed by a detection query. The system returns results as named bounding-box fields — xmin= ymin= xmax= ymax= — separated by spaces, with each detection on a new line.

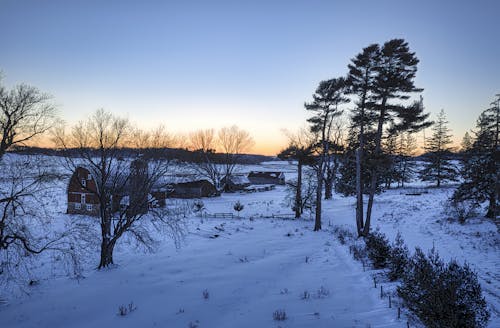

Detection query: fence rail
xmin=203 ymin=212 xmax=234 ymax=219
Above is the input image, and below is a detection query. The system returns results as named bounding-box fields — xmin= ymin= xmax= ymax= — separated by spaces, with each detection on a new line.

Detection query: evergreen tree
xmin=346 ymin=44 xmax=380 ymax=235
xmin=453 ymin=94 xmax=499 ymax=218
xmin=336 ymin=126 xmax=381 ymax=196
xmin=305 ymin=77 xmax=349 ymax=231
xmin=420 ymin=109 xmax=458 ymax=187
xmin=461 ymin=131 xmax=473 ymax=152
xmin=362 ymin=39 xmax=430 ymax=236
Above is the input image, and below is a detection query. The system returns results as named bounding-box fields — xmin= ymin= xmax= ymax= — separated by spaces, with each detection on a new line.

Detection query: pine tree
xmin=346 ymin=44 xmax=380 ymax=235
xmin=461 ymin=131 xmax=473 ymax=152
xmin=305 ymin=77 xmax=349 ymax=231
xmin=419 ymin=109 xmax=458 ymax=187
xmin=362 ymin=39 xmax=430 ymax=236
xmin=453 ymin=94 xmax=499 ymax=218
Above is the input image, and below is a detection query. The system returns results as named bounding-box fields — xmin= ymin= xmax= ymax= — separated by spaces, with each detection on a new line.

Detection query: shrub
xmin=398 ymin=248 xmax=490 ymax=328
xmin=349 ymin=243 xmax=367 ymax=262
xmin=444 ymin=199 xmax=478 ymax=224
xmin=300 ymin=290 xmax=310 ymax=300
xmin=333 ymin=226 xmax=355 ymax=245
xmin=117 ymin=302 xmax=137 ymax=316
xmin=315 ymin=286 xmax=330 ymax=299
xmin=365 ymin=230 xmax=391 ymax=269
xmin=192 ymin=200 xmax=205 ymax=213
xmin=387 ymin=232 xmax=409 ymax=281
xmin=233 ymin=201 xmax=244 ymax=218
xmin=273 ymin=309 xmax=287 ymax=321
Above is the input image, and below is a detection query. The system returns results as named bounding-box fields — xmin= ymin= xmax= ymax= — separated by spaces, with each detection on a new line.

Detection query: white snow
xmin=0 ymin=156 xmax=498 ymax=327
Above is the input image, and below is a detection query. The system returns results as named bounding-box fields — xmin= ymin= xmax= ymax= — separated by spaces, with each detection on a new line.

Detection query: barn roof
xmin=248 ymin=171 xmax=284 ymax=178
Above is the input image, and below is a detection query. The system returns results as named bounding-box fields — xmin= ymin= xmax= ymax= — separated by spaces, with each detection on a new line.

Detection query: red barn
xmin=67 ymin=167 xmax=100 ymax=216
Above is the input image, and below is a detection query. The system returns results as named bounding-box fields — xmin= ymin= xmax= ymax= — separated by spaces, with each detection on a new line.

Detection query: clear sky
xmin=1 ymin=0 xmax=499 ymax=155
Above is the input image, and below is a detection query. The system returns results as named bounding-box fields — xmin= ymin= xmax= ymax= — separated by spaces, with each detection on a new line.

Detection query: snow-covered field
xmin=0 ymin=157 xmax=498 ymax=327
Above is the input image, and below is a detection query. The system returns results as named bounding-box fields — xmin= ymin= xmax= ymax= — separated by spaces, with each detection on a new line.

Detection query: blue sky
xmin=1 ymin=0 xmax=499 ymax=154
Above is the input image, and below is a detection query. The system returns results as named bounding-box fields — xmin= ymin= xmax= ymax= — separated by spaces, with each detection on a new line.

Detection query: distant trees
xmin=54 ymin=109 xmax=185 ymax=268
xmin=453 ymin=94 xmax=499 ymax=218
xmin=419 ymin=109 xmax=458 ymax=187
xmin=189 ymin=126 xmax=254 ymax=194
xmin=0 ymin=79 xmax=57 ymax=159
xmin=305 ymin=77 xmax=349 ymax=231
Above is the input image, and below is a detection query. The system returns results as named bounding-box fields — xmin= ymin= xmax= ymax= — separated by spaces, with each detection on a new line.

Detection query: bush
xmin=333 ymin=226 xmax=354 ymax=245
xmin=387 ymin=232 xmax=409 ymax=281
xmin=273 ymin=309 xmax=287 ymax=321
xmin=349 ymin=243 xmax=367 ymax=262
xmin=117 ymin=302 xmax=137 ymax=316
xmin=445 ymin=199 xmax=478 ymax=224
xmin=192 ymin=200 xmax=205 ymax=213
xmin=365 ymin=230 xmax=391 ymax=269
xmin=398 ymin=248 xmax=490 ymax=328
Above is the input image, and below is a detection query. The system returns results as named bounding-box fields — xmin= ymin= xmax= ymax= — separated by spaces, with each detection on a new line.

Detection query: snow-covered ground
xmin=0 ymin=157 xmax=498 ymax=327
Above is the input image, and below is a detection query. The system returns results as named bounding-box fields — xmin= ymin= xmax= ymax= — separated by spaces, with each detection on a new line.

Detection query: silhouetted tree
xmin=419 ymin=109 xmax=458 ymax=187
xmin=453 ymin=94 xmax=499 ymax=218
xmin=278 ymin=129 xmax=315 ymax=218
xmin=362 ymin=39 xmax=430 ymax=236
xmin=54 ymin=109 xmax=184 ymax=268
xmin=305 ymin=77 xmax=349 ymax=231
xmin=0 ymin=79 xmax=57 ymax=159
xmin=346 ymin=44 xmax=381 ymax=234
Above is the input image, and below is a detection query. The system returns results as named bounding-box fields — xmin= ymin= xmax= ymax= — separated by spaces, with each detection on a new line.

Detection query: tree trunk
xmin=363 ymin=173 xmax=377 ymax=236
xmin=295 ymin=162 xmax=303 ymax=218
xmin=356 ymin=148 xmax=364 ymax=236
xmin=486 ymin=192 xmax=497 ymax=219
xmin=98 ymin=238 xmax=116 ymax=269
xmin=314 ymin=162 xmax=323 ymax=231
xmin=363 ymin=99 xmax=386 ymax=236
xmin=98 ymin=203 xmax=116 ymax=269
xmin=324 ymin=172 xmax=333 ymax=200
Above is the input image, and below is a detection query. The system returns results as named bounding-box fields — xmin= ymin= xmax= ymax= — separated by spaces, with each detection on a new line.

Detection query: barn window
xmin=75 ymin=203 xmax=81 ymax=210
xmin=87 ymin=174 xmax=92 ymax=180
xmin=81 ymin=179 xmax=87 ymax=187
xmin=86 ymin=204 xmax=93 ymax=211
xmin=81 ymin=194 xmax=86 ymax=204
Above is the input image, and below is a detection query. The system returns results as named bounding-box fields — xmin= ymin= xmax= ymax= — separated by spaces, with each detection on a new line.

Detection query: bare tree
xmin=189 ymin=129 xmax=223 ymax=194
xmin=0 ymin=155 xmax=82 ymax=288
xmin=217 ymin=125 xmax=254 ymax=181
xmin=0 ymin=80 xmax=57 ymax=159
xmin=54 ymin=109 xmax=185 ymax=269
xmin=189 ymin=126 xmax=254 ymax=194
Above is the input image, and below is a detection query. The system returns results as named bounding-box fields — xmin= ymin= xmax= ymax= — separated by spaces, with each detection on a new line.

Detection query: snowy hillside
xmin=0 ymin=156 xmax=498 ymax=327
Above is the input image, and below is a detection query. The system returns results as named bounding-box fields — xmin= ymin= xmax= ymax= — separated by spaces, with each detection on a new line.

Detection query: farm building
xmin=168 ymin=179 xmax=217 ymax=198
xmin=67 ymin=159 xmax=167 ymax=217
xmin=247 ymin=171 xmax=285 ymax=185
xmin=67 ymin=167 xmax=100 ymax=216
xmin=221 ymin=174 xmax=251 ymax=192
